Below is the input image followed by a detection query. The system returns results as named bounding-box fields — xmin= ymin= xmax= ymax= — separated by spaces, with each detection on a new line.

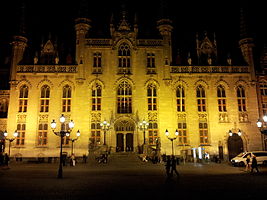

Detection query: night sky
xmin=0 ymin=0 xmax=265 ymax=66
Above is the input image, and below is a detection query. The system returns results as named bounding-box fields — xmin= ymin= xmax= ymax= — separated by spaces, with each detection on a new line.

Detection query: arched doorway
xmin=228 ymin=133 xmax=244 ymax=160
xmin=115 ymin=119 xmax=134 ymax=152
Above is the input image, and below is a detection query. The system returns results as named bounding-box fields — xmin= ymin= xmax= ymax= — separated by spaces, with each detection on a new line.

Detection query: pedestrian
xmin=71 ymin=154 xmax=76 ymax=166
xmin=165 ymin=155 xmax=171 ymax=177
xmin=4 ymin=153 xmax=10 ymax=166
xmin=245 ymin=155 xmax=251 ymax=172
xmin=83 ymin=154 xmax=87 ymax=163
xmin=170 ymin=155 xmax=179 ymax=177
xmin=0 ymin=152 xmax=4 ymax=166
xmin=251 ymin=155 xmax=259 ymax=173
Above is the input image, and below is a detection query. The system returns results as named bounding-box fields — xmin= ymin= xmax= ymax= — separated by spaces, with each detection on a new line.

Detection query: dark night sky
xmin=0 ymin=0 xmax=266 ymax=66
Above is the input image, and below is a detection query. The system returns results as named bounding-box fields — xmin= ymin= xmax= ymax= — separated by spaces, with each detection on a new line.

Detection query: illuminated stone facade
xmin=0 ymin=8 xmax=263 ymax=161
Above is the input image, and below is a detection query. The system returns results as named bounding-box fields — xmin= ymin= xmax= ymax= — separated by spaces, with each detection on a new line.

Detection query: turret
xmin=10 ymin=2 xmax=28 ymax=86
xmin=238 ymin=6 xmax=255 ymax=81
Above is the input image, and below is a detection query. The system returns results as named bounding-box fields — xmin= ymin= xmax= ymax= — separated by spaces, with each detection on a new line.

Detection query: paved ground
xmin=1 ymin=153 xmax=267 ymax=200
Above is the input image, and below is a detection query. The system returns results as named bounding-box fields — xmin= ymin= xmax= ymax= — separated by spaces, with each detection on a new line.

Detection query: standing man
xmin=251 ymin=155 xmax=259 ymax=173
xmin=170 ymin=155 xmax=179 ymax=178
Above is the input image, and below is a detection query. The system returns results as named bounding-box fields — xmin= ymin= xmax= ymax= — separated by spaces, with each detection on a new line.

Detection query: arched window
xmin=117 ymin=80 xmax=132 ymax=114
xmin=90 ymin=122 xmax=101 ymax=145
xmin=118 ymin=43 xmax=131 ymax=74
xmin=176 ymin=86 xmax=185 ymax=112
xmin=92 ymin=84 xmax=102 ymax=111
xmin=196 ymin=85 xmax=206 ymax=112
xmin=148 ymin=122 xmax=158 ymax=145
xmin=19 ymin=85 xmax=29 ymax=112
xmin=237 ymin=85 xmax=246 ymax=112
xmin=178 ymin=122 xmax=187 ymax=144
xmin=0 ymin=98 xmax=8 ymax=118
xmin=147 ymin=84 xmax=157 ymax=111
xmin=62 ymin=85 xmax=71 ymax=112
xmin=199 ymin=122 xmax=209 ymax=145
xmin=16 ymin=123 xmax=26 ymax=146
xmin=40 ymin=85 xmax=50 ymax=112
xmin=217 ymin=85 xmax=227 ymax=112
xmin=37 ymin=123 xmax=48 ymax=146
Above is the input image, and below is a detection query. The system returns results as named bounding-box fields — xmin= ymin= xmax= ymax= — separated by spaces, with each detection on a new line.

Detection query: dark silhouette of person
xmin=251 ymin=155 xmax=259 ymax=173
xmin=170 ymin=155 xmax=179 ymax=177
xmin=4 ymin=153 xmax=9 ymax=166
xmin=165 ymin=156 xmax=171 ymax=177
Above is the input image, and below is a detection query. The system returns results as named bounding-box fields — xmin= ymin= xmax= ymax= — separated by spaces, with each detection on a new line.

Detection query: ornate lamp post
xmin=50 ymin=114 xmax=75 ymax=179
xmin=100 ymin=120 xmax=110 ymax=145
xmin=139 ymin=120 xmax=149 ymax=145
xmin=165 ymin=129 xmax=179 ymax=156
xmin=256 ymin=115 xmax=267 ymax=150
xmin=228 ymin=129 xmax=242 ymax=137
xmin=3 ymin=130 xmax=18 ymax=156
xmin=68 ymin=130 xmax=80 ymax=155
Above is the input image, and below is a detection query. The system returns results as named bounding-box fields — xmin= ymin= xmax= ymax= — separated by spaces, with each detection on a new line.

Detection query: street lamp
xmin=67 ymin=130 xmax=81 ymax=155
xmin=50 ymin=114 xmax=75 ymax=179
xmin=228 ymin=129 xmax=242 ymax=137
xmin=100 ymin=120 xmax=110 ymax=145
xmin=3 ymin=130 xmax=18 ymax=156
xmin=139 ymin=120 xmax=149 ymax=145
xmin=165 ymin=129 xmax=179 ymax=156
xmin=256 ymin=115 xmax=267 ymax=150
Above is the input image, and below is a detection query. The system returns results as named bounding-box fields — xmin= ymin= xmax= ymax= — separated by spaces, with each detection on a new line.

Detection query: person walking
xmin=251 ymin=155 xmax=259 ymax=173
xmin=170 ymin=155 xmax=179 ymax=177
xmin=71 ymin=154 xmax=76 ymax=166
xmin=4 ymin=153 xmax=10 ymax=166
xmin=245 ymin=154 xmax=251 ymax=172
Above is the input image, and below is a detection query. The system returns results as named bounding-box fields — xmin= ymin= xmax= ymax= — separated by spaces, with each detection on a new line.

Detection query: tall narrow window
xmin=199 ymin=122 xmax=208 ymax=145
xmin=19 ymin=85 xmax=28 ymax=112
xmin=147 ymin=84 xmax=157 ymax=111
xmin=92 ymin=84 xmax=102 ymax=111
xmin=40 ymin=85 xmax=50 ymax=112
xmin=147 ymin=53 xmax=156 ymax=74
xmin=237 ymin=86 xmax=246 ymax=112
xmin=176 ymin=86 xmax=185 ymax=112
xmin=16 ymin=123 xmax=26 ymax=146
xmin=148 ymin=122 xmax=158 ymax=145
xmin=90 ymin=122 xmax=101 ymax=145
xmin=37 ymin=123 xmax=48 ymax=146
xmin=118 ymin=43 xmax=131 ymax=74
xmin=93 ymin=52 xmax=102 ymax=74
xmin=117 ymin=80 xmax=132 ymax=114
xmin=217 ymin=85 xmax=227 ymax=112
xmin=178 ymin=122 xmax=187 ymax=144
xmin=260 ymin=82 xmax=267 ymax=96
xmin=62 ymin=85 xmax=71 ymax=112
xmin=61 ymin=123 xmax=70 ymax=145
xmin=196 ymin=85 xmax=206 ymax=112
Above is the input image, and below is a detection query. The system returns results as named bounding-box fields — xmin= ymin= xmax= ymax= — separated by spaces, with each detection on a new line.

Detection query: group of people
xmin=165 ymin=155 xmax=179 ymax=178
xmin=245 ymin=154 xmax=259 ymax=173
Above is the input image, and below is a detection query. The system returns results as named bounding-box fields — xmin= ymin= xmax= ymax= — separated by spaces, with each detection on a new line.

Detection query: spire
xmin=77 ymin=0 xmax=89 ymax=18
xmin=240 ymin=6 xmax=249 ymax=39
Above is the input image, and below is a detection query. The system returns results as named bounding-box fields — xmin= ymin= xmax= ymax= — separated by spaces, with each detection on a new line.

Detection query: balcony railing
xmin=17 ymin=65 xmax=78 ymax=74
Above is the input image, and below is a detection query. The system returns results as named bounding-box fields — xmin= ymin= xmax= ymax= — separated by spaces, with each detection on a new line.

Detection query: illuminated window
xmin=16 ymin=123 xmax=26 ymax=146
xmin=118 ymin=43 xmax=131 ymax=74
xmin=117 ymin=80 xmax=132 ymax=114
xmin=237 ymin=86 xmax=246 ymax=112
xmin=199 ymin=122 xmax=208 ymax=145
xmin=0 ymin=98 xmax=8 ymax=118
xmin=19 ymin=85 xmax=28 ymax=112
xmin=90 ymin=122 xmax=101 ymax=145
xmin=196 ymin=85 xmax=206 ymax=112
xmin=147 ymin=84 xmax=157 ymax=111
xmin=92 ymin=84 xmax=102 ymax=111
xmin=147 ymin=53 xmax=156 ymax=74
xmin=62 ymin=85 xmax=71 ymax=112
xmin=37 ymin=123 xmax=48 ymax=146
xmin=260 ymin=82 xmax=267 ymax=96
xmin=178 ymin=122 xmax=187 ymax=144
xmin=176 ymin=86 xmax=185 ymax=112
xmin=93 ymin=52 xmax=102 ymax=74
xmin=40 ymin=85 xmax=50 ymax=112
xmin=217 ymin=85 xmax=227 ymax=112
xmin=148 ymin=122 xmax=158 ymax=145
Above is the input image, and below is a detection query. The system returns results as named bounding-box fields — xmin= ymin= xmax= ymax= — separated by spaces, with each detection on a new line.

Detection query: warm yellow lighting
xmin=257 ymin=120 xmax=263 ymax=128
xmin=69 ymin=120 xmax=75 ymax=129
xmin=13 ymin=130 xmax=18 ymax=137
xmin=3 ymin=130 xmax=8 ymax=137
xmin=76 ymin=130 xmax=81 ymax=137
xmin=165 ymin=129 xmax=169 ymax=136
xmin=59 ymin=114 xmax=65 ymax=123
xmin=263 ymin=115 xmax=267 ymax=122
xmin=175 ymin=129 xmax=179 ymax=136
xmin=229 ymin=130 xmax=233 ymax=136
xmin=237 ymin=129 xmax=242 ymax=136
xmin=51 ymin=120 xmax=56 ymax=129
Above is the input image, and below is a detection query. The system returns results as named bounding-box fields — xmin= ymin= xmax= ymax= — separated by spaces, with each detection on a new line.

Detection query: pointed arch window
xmin=148 ymin=122 xmax=158 ymax=145
xmin=196 ymin=85 xmax=206 ymax=112
xmin=40 ymin=85 xmax=50 ymax=112
xmin=147 ymin=84 xmax=157 ymax=111
xmin=176 ymin=86 xmax=185 ymax=112
xmin=217 ymin=85 xmax=227 ymax=112
xmin=19 ymin=85 xmax=28 ymax=112
xmin=62 ymin=85 xmax=71 ymax=112
xmin=92 ymin=84 xmax=102 ymax=111
xmin=118 ymin=43 xmax=131 ymax=74
xmin=117 ymin=80 xmax=132 ymax=114
xmin=237 ymin=86 xmax=246 ymax=112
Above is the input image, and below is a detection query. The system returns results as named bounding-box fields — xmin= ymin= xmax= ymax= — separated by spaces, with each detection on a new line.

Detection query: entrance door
xmin=228 ymin=133 xmax=243 ymax=160
xmin=126 ymin=133 xmax=133 ymax=151
xmin=116 ymin=133 xmax=124 ymax=152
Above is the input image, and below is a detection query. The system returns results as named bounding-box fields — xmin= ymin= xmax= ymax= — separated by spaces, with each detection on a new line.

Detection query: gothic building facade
xmin=0 ymin=4 xmax=264 ymax=161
